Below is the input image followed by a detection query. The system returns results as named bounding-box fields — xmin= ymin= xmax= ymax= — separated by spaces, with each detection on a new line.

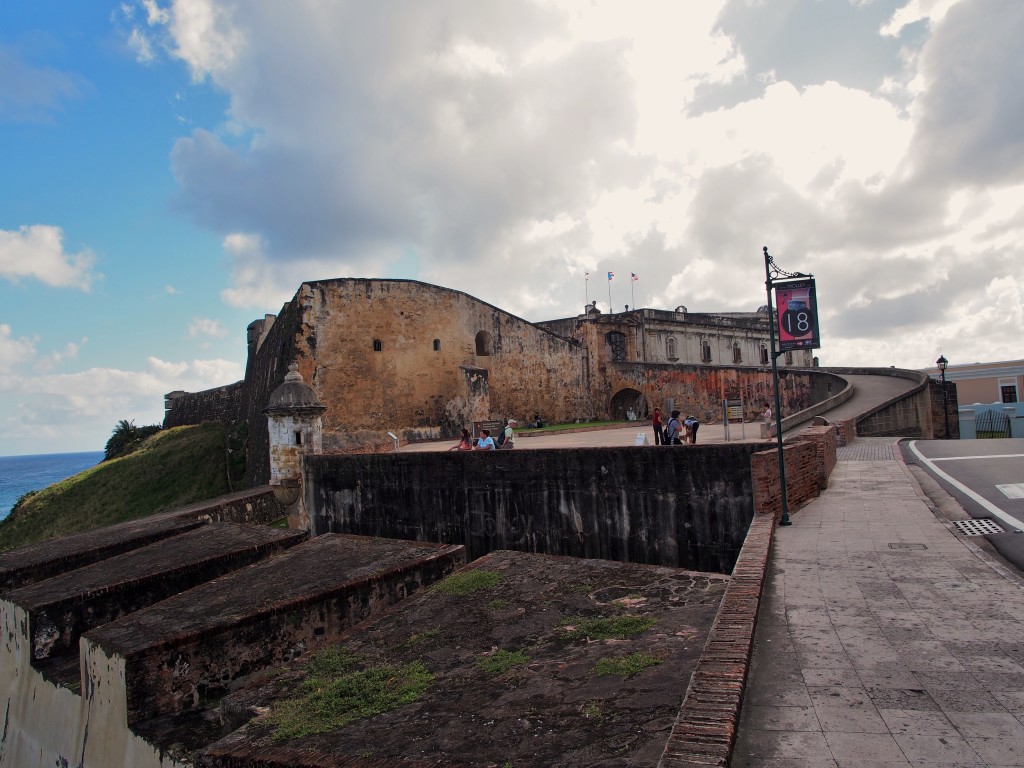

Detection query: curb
xmin=657 ymin=512 xmax=776 ymax=768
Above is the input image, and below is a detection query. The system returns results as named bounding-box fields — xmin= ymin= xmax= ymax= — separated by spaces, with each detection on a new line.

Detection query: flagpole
xmin=607 ymin=272 xmax=612 ymax=312
xmin=631 ymin=276 xmax=635 ymax=309
xmin=585 ymin=272 xmax=589 ymax=309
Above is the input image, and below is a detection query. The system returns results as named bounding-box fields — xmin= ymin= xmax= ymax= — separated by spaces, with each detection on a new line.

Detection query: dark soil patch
xmin=201 ymin=551 xmax=728 ymax=767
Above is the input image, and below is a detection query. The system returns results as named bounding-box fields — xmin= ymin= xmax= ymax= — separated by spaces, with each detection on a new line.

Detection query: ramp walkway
xmin=733 ymin=438 xmax=1024 ymax=767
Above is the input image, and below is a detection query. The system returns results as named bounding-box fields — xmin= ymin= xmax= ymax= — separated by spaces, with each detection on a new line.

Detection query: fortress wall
xmin=305 ymin=445 xmax=773 ymax=574
xmin=602 ymin=366 xmax=836 ymax=424
xmin=238 ymin=297 xmax=308 ymax=487
xmin=295 ymin=280 xmax=592 ymax=440
xmin=163 ymin=381 xmax=244 ymax=429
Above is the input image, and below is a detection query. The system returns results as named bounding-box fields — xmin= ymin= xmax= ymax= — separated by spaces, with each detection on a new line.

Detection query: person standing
xmin=665 ymin=410 xmax=682 ymax=445
xmin=762 ymin=404 xmax=772 ymax=424
xmin=652 ymin=408 xmax=663 ymax=445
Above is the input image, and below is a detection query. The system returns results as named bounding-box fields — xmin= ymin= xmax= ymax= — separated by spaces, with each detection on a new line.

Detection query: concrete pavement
xmin=399 ymin=419 xmax=767 ymax=452
xmin=734 ymin=437 xmax=1024 ymax=767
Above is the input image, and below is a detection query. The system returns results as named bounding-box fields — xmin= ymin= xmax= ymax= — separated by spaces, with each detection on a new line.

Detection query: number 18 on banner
xmin=775 ymin=278 xmax=820 ymax=351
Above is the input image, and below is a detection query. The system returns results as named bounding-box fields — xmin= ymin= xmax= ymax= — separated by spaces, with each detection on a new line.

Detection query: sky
xmin=1 ymin=0 xmax=1022 ymax=456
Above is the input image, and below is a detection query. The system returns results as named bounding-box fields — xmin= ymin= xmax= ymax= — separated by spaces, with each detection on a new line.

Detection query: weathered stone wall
xmin=602 ymin=365 xmax=836 ymax=424
xmin=750 ymin=440 xmax=822 ymax=517
xmin=163 ymin=382 xmax=243 ymax=429
xmin=292 ymin=279 xmax=593 ymax=439
xmin=304 ymin=445 xmax=774 ymax=574
xmin=237 ymin=297 xmax=308 ymax=487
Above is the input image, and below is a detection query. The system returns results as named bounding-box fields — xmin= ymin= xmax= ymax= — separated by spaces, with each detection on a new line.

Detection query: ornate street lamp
xmin=936 ymin=355 xmax=949 ymax=439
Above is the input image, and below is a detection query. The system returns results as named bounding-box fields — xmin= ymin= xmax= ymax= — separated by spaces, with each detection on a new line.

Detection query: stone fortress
xmin=0 ymin=277 xmax=955 ymax=767
xmin=164 ymin=278 xmax=814 ymax=484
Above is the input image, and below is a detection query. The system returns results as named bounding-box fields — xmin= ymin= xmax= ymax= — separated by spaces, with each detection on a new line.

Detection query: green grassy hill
xmin=0 ymin=423 xmax=231 ymax=552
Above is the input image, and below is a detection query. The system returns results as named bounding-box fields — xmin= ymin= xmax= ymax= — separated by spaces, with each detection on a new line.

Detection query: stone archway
xmin=609 ymin=388 xmax=648 ymax=420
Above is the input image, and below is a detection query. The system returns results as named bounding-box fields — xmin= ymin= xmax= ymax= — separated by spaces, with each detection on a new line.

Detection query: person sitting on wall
xmin=684 ymin=416 xmax=700 ymax=444
xmin=450 ymin=428 xmax=473 ymax=451
xmin=475 ymin=429 xmax=496 ymax=450
xmin=532 ymin=414 xmax=544 ymax=428
xmin=665 ymin=410 xmax=682 ymax=445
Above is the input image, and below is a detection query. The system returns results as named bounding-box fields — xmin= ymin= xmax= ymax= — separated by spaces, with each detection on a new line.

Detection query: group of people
xmin=450 ymin=419 xmax=517 ymax=451
xmin=651 ymin=408 xmax=699 ymax=446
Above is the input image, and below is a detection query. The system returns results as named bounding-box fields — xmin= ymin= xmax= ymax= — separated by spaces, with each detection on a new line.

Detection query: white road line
xmin=931 ymin=454 xmax=1024 ymax=462
xmin=907 ymin=440 xmax=1024 ymax=533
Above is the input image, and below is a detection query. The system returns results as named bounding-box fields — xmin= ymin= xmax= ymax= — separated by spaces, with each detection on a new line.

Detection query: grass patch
xmin=561 ymin=615 xmax=657 ymax=641
xmin=487 ymin=598 xmax=512 ymax=610
xmin=517 ymin=419 xmax=626 ymax=436
xmin=432 ymin=569 xmax=501 ymax=597
xmin=476 ymin=649 xmax=529 ymax=674
xmin=0 ymin=424 xmax=231 ymax=552
xmin=594 ymin=653 xmax=663 ymax=677
xmin=266 ymin=648 xmax=433 ymax=741
xmin=405 ymin=628 xmax=441 ymax=646
xmin=581 ymin=700 xmax=603 ymax=718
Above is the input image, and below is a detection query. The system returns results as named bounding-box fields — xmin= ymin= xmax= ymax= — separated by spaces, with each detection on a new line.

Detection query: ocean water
xmin=0 ymin=451 xmax=104 ymax=521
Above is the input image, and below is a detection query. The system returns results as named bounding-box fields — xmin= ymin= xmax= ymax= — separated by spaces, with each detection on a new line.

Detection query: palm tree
xmin=104 ymin=419 xmax=137 ymax=461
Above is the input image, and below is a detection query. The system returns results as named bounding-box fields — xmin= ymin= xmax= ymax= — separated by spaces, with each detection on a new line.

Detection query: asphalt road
xmin=902 ymin=437 xmax=1024 ymax=567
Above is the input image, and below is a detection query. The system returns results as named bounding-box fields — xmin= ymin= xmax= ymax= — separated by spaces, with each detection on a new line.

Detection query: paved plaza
xmin=734 ymin=438 xmax=1024 ymax=767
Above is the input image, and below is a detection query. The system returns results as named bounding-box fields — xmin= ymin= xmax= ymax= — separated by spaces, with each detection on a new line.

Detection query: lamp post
xmin=936 ymin=355 xmax=949 ymax=439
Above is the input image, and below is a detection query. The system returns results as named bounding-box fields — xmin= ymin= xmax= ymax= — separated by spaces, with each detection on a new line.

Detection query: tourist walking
xmin=652 ymin=408 xmax=663 ymax=445
xmin=499 ymin=419 xmax=516 ymax=449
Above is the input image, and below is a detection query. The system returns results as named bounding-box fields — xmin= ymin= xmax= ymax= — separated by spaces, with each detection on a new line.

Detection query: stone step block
xmin=84 ymin=534 xmax=466 ymax=724
xmin=4 ymin=522 xmax=307 ymax=670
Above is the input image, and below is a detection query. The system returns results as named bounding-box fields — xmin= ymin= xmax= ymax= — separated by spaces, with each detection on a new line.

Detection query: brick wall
xmin=928 ymin=378 xmax=960 ymax=439
xmin=658 ymin=512 xmax=775 ymax=767
xmin=834 ymin=418 xmax=857 ymax=446
xmin=750 ymin=440 xmax=821 ymax=517
xmin=797 ymin=425 xmax=837 ymax=490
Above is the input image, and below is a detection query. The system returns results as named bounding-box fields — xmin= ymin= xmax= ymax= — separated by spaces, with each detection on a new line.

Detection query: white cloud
xmin=0 ymin=325 xmax=37 ymax=370
xmin=187 ymin=317 xmax=228 ymax=338
xmin=0 ymin=348 xmax=244 ymax=454
xmin=121 ymin=0 xmax=1024 ymax=374
xmin=0 ymin=225 xmax=99 ymax=290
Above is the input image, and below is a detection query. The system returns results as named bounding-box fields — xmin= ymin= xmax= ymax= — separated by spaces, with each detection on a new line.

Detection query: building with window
xmin=923 ymin=359 xmax=1023 ymax=405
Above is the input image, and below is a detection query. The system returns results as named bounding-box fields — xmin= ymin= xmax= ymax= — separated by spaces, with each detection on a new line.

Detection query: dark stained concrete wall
xmin=305 ymin=445 xmax=776 ymax=574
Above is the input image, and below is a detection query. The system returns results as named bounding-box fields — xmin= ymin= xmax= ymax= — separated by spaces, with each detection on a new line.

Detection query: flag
xmin=607 ymin=271 xmax=614 ymax=281
xmin=585 ymin=272 xmax=589 ymax=279
xmin=631 ymin=272 xmax=638 ymax=282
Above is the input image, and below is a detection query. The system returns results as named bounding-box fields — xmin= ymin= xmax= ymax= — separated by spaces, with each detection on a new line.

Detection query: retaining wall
xmin=750 ymin=441 xmax=822 ymax=517
xmin=306 ymin=445 xmax=780 ymax=574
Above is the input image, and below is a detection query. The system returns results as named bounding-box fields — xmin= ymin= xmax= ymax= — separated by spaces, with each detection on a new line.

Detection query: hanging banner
xmin=775 ymin=278 xmax=820 ymax=351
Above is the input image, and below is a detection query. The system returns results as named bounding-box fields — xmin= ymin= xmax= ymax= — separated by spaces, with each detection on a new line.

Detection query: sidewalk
xmin=733 ymin=438 xmax=1024 ymax=767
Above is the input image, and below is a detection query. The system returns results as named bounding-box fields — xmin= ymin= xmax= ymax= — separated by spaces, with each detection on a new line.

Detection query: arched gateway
xmin=609 ymin=388 xmax=648 ymax=420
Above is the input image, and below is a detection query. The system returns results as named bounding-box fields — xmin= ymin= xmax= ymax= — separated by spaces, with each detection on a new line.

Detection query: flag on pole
xmin=631 ymin=272 xmax=638 ymax=282
xmin=607 ymin=271 xmax=614 ymax=280
xmin=585 ymin=272 xmax=589 ymax=279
